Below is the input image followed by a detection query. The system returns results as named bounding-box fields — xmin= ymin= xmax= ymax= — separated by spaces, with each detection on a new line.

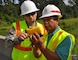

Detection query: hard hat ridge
xmin=40 ymin=4 xmax=62 ymax=18
xmin=20 ymin=0 xmax=39 ymax=16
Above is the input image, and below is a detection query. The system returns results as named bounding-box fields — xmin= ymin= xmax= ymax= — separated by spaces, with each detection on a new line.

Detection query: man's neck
xmin=26 ymin=21 xmax=37 ymax=28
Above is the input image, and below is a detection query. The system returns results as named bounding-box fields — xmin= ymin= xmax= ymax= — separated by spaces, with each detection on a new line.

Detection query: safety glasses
xmin=25 ymin=12 xmax=36 ymax=16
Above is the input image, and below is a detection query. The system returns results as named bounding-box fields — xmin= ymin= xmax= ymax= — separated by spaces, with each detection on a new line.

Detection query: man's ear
xmin=57 ymin=18 xmax=60 ymax=23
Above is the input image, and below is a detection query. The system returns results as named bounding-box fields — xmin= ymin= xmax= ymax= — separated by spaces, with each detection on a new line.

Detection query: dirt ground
xmin=0 ymin=39 xmax=12 ymax=60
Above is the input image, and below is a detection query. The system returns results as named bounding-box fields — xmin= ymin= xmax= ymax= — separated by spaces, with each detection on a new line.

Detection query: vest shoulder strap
xmin=48 ymin=29 xmax=71 ymax=52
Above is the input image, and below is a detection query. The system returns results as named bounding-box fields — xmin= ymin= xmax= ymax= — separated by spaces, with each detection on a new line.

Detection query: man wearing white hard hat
xmin=5 ymin=0 xmax=46 ymax=60
xmin=30 ymin=4 xmax=75 ymax=60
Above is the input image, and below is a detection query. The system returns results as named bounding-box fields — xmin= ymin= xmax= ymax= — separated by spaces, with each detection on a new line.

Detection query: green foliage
xmin=59 ymin=18 xmax=78 ymax=54
xmin=0 ymin=0 xmax=78 ymax=22
xmin=0 ymin=20 xmax=11 ymax=35
xmin=0 ymin=2 xmax=21 ymax=23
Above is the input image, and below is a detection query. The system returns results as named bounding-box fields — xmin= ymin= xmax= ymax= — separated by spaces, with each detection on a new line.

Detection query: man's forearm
xmin=5 ymin=33 xmax=21 ymax=47
xmin=39 ymin=44 xmax=60 ymax=60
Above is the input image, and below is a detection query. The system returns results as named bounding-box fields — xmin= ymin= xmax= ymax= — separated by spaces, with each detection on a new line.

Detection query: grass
xmin=0 ymin=18 xmax=78 ymax=54
xmin=0 ymin=20 xmax=11 ymax=35
xmin=60 ymin=18 xmax=78 ymax=54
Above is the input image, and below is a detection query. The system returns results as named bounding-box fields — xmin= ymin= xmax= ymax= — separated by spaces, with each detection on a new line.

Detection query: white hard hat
xmin=20 ymin=0 xmax=39 ymax=16
xmin=40 ymin=4 xmax=62 ymax=18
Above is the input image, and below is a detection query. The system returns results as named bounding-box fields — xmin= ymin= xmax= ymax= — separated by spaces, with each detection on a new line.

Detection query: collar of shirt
xmin=26 ymin=21 xmax=37 ymax=28
xmin=46 ymin=26 xmax=60 ymax=46
xmin=52 ymin=26 xmax=60 ymax=35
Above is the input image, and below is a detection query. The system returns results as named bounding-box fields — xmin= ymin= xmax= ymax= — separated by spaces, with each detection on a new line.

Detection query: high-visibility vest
xmin=12 ymin=20 xmax=47 ymax=60
xmin=39 ymin=29 xmax=75 ymax=60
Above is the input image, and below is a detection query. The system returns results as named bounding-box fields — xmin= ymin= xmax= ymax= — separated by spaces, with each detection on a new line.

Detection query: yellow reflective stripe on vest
xmin=37 ymin=22 xmax=45 ymax=35
xmin=51 ymin=30 xmax=63 ymax=52
xmin=50 ymin=30 xmax=75 ymax=60
xmin=47 ymin=29 xmax=65 ymax=52
xmin=67 ymin=34 xmax=75 ymax=60
xmin=40 ymin=29 xmax=75 ymax=60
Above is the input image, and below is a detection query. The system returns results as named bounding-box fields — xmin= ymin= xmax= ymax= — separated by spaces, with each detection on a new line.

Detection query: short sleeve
xmin=55 ymin=36 xmax=72 ymax=60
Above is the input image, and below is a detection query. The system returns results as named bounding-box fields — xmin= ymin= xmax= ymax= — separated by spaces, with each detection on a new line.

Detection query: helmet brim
xmin=40 ymin=13 xmax=62 ymax=18
xmin=20 ymin=9 xmax=39 ymax=16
